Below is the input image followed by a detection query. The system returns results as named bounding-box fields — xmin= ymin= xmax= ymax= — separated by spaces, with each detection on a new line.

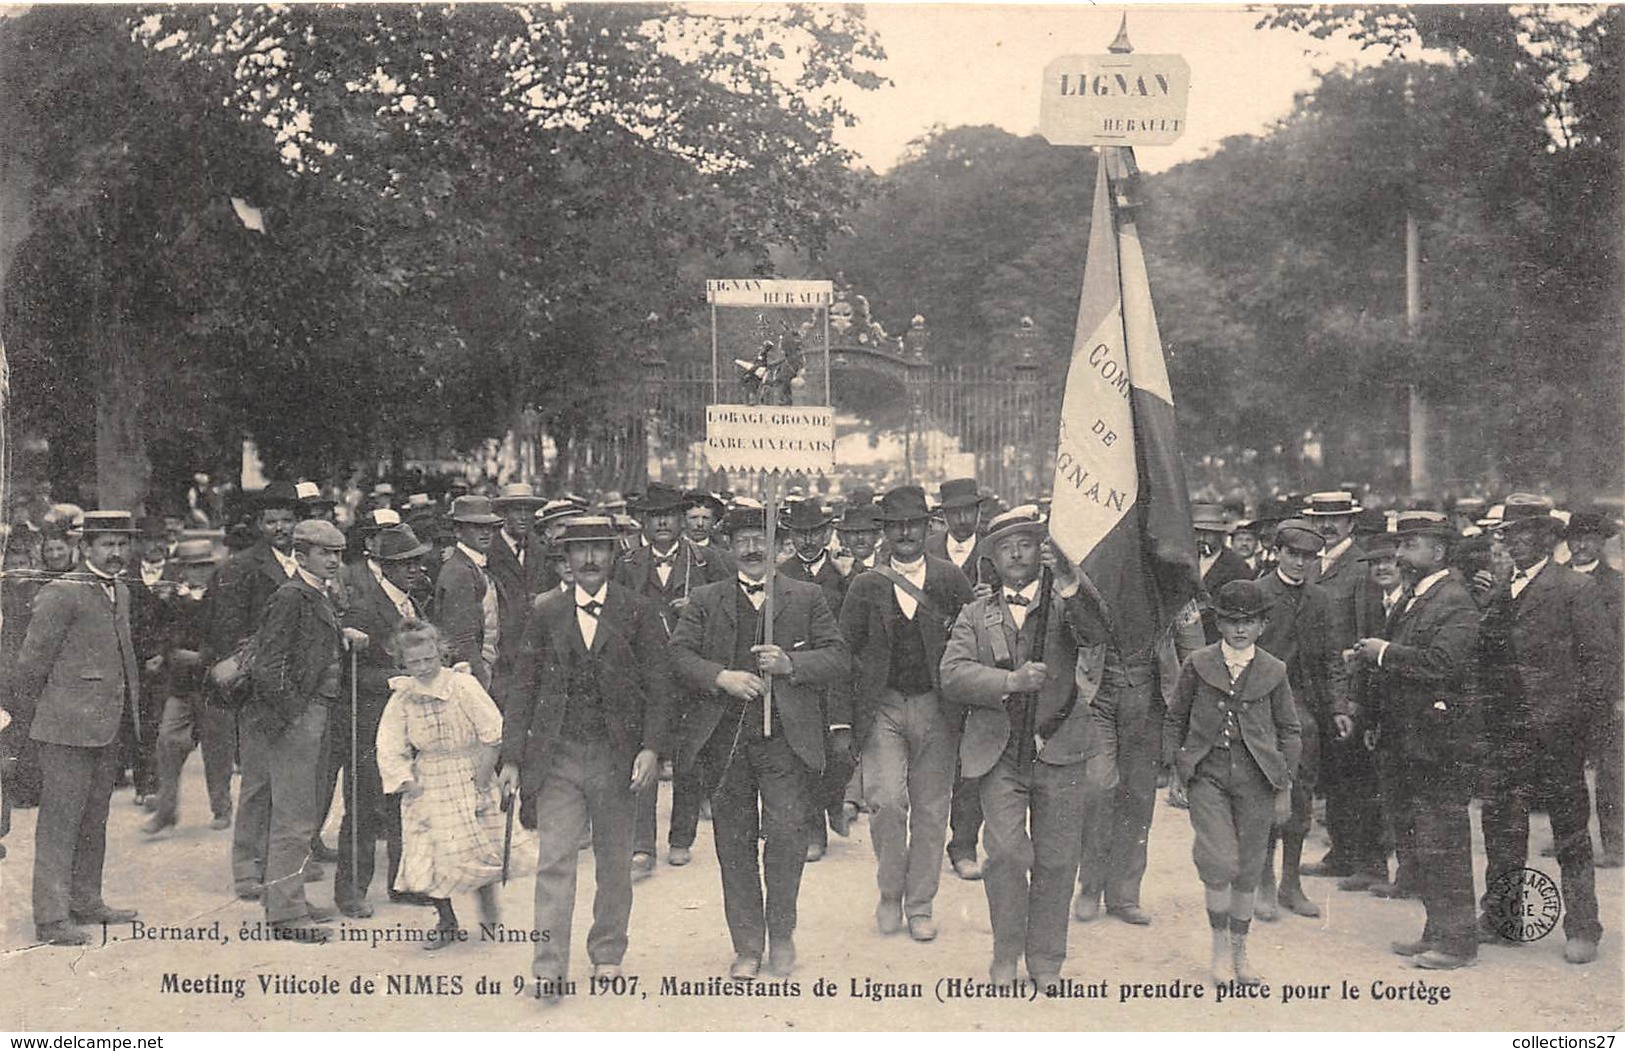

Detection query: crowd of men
xmin=0 ymin=475 xmax=1618 ymax=993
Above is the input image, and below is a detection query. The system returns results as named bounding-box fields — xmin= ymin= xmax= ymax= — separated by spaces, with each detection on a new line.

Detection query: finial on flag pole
xmin=1108 ymin=14 xmax=1134 ymax=54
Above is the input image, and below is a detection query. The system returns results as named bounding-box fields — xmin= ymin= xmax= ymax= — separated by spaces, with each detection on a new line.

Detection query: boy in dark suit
xmin=1166 ymin=580 xmax=1300 ymax=984
xmin=668 ymin=504 xmax=850 ymax=978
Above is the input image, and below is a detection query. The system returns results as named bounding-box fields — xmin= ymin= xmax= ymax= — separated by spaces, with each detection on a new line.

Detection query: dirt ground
xmin=2 ymin=762 xmax=1620 ymax=1033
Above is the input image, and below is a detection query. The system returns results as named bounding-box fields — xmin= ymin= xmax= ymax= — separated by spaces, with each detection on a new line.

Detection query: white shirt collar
xmin=1219 ymin=641 xmax=1256 ymax=668
xmin=370 ymin=561 xmax=412 ymax=610
xmin=574 ymin=583 xmax=608 ymax=608
xmin=946 ymin=533 xmax=977 ymax=561
xmin=271 ymin=546 xmax=299 ymax=576
xmin=1412 ymin=567 xmax=1451 ymax=599
xmin=890 ymin=555 xmax=925 ymax=582
xmin=1276 ymin=567 xmax=1305 ymax=586
xmin=502 ymin=531 xmax=523 ymax=555
xmin=1322 ymin=535 xmax=1354 ymax=564
xmin=1383 ymin=584 xmax=1406 ymax=604
xmin=456 ymin=542 xmax=488 ymax=568
xmin=1004 ymin=579 xmax=1040 ymax=603
xmin=1573 ymin=560 xmax=1598 ymax=574
xmin=296 ymin=566 xmax=328 ymax=592
xmin=799 ymin=551 xmax=827 ymax=574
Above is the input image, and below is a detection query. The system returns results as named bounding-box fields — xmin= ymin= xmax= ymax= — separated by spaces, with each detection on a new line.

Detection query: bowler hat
xmin=173 ymin=538 xmax=219 ymax=565
xmin=292 ymin=519 xmax=347 ymax=550
xmin=492 ymin=483 xmax=547 ymax=511
xmin=1394 ymin=510 xmax=1457 ymax=541
xmin=135 ymin=515 xmax=169 ymax=541
xmin=1212 ymin=580 xmax=1272 ymax=620
xmin=938 ymin=478 xmax=983 ymax=511
xmin=449 ymin=495 xmax=502 ymax=525
xmin=1191 ymin=504 xmax=1233 ymax=534
xmin=1303 ymin=491 xmax=1362 ymax=517
xmin=557 ymin=516 xmax=619 ymax=545
xmin=840 ymin=504 xmax=882 ymax=532
xmin=782 ymin=501 xmax=834 ymax=531
xmin=845 ymin=485 xmax=876 ymax=508
xmin=81 ymin=510 xmax=137 ymax=535
xmin=983 ymin=504 xmax=1047 ymax=546
xmin=1493 ymin=493 xmax=1560 ymax=534
xmin=254 ymin=482 xmax=301 ymax=512
xmin=1565 ymin=510 xmax=1619 ymax=540
xmin=1274 ymin=518 xmax=1325 ymax=554
xmin=373 ymin=525 xmax=431 ymax=562
xmin=723 ymin=503 xmax=768 ymax=535
xmin=634 ymin=482 xmax=687 ymax=515
xmin=879 ymin=486 xmax=930 ymax=522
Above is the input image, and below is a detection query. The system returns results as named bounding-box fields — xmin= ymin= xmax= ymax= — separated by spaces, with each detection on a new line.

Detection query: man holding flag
xmin=1050 ymin=145 xmax=1200 ymax=928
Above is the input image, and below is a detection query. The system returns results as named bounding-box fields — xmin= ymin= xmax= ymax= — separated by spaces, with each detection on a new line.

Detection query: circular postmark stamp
xmin=1482 ymin=867 xmax=1562 ymax=942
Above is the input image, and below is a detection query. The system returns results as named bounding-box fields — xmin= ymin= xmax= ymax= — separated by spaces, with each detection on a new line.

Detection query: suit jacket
xmin=1479 ymin=561 xmax=1617 ymax=747
xmin=838 ymin=556 xmax=975 ymax=745
xmin=502 ymin=582 xmax=672 ymax=798
xmin=778 ymin=554 xmax=847 ymax=620
xmin=488 ymin=533 xmax=540 ymax=661
xmin=1306 ymin=539 xmax=1367 ymax=712
xmin=1578 ymin=562 xmax=1623 ymax=631
xmin=940 ymin=581 xmax=1112 ymax=777
xmin=1369 ymin=570 xmax=1483 ymax=782
xmin=925 ymin=532 xmax=993 ymax=588
xmin=342 ymin=565 xmax=421 ymax=718
xmin=1255 ymin=572 xmax=1335 ymax=724
xmin=12 ymin=575 xmax=140 ymax=748
xmin=251 ymin=575 xmax=343 ymax=730
xmin=1164 ymin=644 xmax=1301 ymax=790
xmin=1349 ymin=574 xmax=1405 ymax=726
xmin=668 ymin=576 xmax=850 ymax=774
xmin=1198 ymin=548 xmax=1255 ymax=643
xmin=203 ymin=542 xmax=292 ymax=664
xmin=614 ymin=537 xmax=731 ymax=635
xmin=434 ymin=547 xmax=494 ymax=683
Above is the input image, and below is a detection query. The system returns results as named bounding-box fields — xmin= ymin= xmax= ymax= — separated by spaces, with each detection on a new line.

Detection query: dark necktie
xmin=579 ymin=600 xmax=603 ymax=618
xmin=1004 ymin=592 xmax=1030 ymax=607
xmin=740 ymin=582 xmax=765 ymax=597
xmin=653 ymin=552 xmax=677 ymax=569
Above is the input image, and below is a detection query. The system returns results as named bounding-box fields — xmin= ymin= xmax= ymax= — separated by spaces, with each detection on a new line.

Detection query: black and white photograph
xmin=0 ymin=1 xmax=1619 ymax=1036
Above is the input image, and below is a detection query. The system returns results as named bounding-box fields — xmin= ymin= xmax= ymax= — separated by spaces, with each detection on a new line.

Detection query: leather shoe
xmin=1368 ymin=881 xmax=1419 ymax=900
xmin=305 ymin=903 xmax=337 ymax=923
xmin=1391 ymin=939 xmax=1436 ymax=957
xmin=668 ymin=846 xmax=692 ymax=867
xmin=907 ymin=915 xmax=938 ymax=942
xmin=210 ymin=814 xmax=232 ymax=831
xmin=1597 ymin=851 xmax=1623 ymax=869
xmin=338 ymin=900 xmax=375 ymax=919
xmin=36 ymin=921 xmax=89 ymax=946
xmin=1477 ymin=923 xmax=1521 ymax=947
xmin=1412 ymin=949 xmax=1475 ymax=970
xmin=310 ymin=840 xmax=340 ymax=863
xmin=1030 ymin=972 xmax=1060 ymax=996
xmin=875 ymin=899 xmax=903 ymax=935
xmin=989 ymin=958 xmax=1019 ymax=987
xmin=828 ymin=804 xmax=851 ymax=838
xmin=1300 ymin=853 xmax=1351 ymax=878
xmin=593 ymin=964 xmax=623 ymax=980
xmin=1107 ymin=905 xmax=1153 ymax=926
xmin=631 ymin=853 xmax=656 ymax=882
xmin=389 ymin=890 xmax=434 ymax=906
xmin=805 ymin=842 xmax=826 ymax=863
xmin=765 ymin=937 xmax=796 ymax=977
xmin=1564 ymin=937 xmax=1600 ymax=965
xmin=1073 ymin=894 xmax=1101 ymax=922
xmin=1278 ymin=887 xmax=1321 ymax=918
xmin=70 ymin=905 xmax=137 ymax=924
xmin=421 ymin=923 xmax=458 ymax=951
xmin=143 ymin=814 xmax=175 ymax=836
xmin=951 ymin=858 xmax=983 ymax=881
xmin=1337 ymin=872 xmax=1383 ymax=892
xmin=729 ymin=954 xmax=761 ymax=980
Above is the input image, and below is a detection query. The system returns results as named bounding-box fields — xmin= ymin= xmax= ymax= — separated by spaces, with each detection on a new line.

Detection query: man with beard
xmin=669 ymin=504 xmax=849 ymax=978
xmin=615 ymin=482 xmax=730 ymax=876
xmin=777 ymin=500 xmax=855 ymax=862
xmin=498 ymin=517 xmax=670 ymax=1003
xmin=1347 ymin=511 xmax=1482 ymax=970
xmin=13 ymin=512 xmax=144 ymax=945
xmin=839 ymin=486 xmax=974 ymax=942
xmin=1475 ymin=495 xmax=1615 ymax=965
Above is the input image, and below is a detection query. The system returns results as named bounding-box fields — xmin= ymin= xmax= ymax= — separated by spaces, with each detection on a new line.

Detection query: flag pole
xmin=762 ymin=472 xmax=777 ymax=736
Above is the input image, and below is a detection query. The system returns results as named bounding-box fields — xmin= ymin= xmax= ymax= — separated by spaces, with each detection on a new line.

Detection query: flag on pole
xmin=1049 ymin=147 xmax=1198 ymax=656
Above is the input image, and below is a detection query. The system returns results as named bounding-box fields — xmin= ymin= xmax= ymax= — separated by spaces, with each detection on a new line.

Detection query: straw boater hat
xmin=1393 ymin=509 xmax=1458 ymax=542
xmin=173 ymin=538 xmax=220 ymax=565
xmin=1190 ymin=503 xmax=1233 ymax=534
xmin=536 ymin=499 xmax=583 ymax=530
xmin=556 ymin=516 xmax=619 ymax=546
xmin=983 ymin=505 xmax=1046 ymax=546
xmin=80 ymin=510 xmax=138 ymax=535
xmin=1302 ymin=491 xmax=1362 ymax=517
xmin=1492 ymin=493 xmax=1561 ymax=535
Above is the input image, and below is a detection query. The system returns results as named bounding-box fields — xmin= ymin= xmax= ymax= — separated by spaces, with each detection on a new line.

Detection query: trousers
xmin=233 ymin=704 xmax=329 ymax=922
xmin=862 ymin=689 xmax=958 ymax=917
xmin=1187 ymin=745 xmax=1274 ymax=893
xmin=1385 ymin=752 xmax=1477 ymax=958
xmin=32 ymin=741 xmax=121 ymax=927
xmin=1078 ymin=665 xmax=1160 ymax=909
xmin=153 ymin=691 xmax=235 ymax=824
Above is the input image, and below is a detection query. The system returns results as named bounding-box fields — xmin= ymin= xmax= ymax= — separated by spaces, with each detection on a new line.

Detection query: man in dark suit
xmin=838 ymin=485 xmax=974 ymax=942
xmin=1300 ymin=491 xmax=1376 ymax=881
xmin=940 ymin=506 xmax=1113 ymax=988
xmin=776 ymin=500 xmax=853 ymax=862
xmin=1195 ymin=504 xmax=1253 ymax=644
xmin=615 ymin=482 xmax=731 ymax=874
xmin=1564 ymin=510 xmax=1623 ymax=868
xmin=489 ymin=483 xmax=548 ymax=707
xmin=498 ymin=516 xmax=671 ymax=1002
xmin=1349 ymin=511 xmax=1482 ymax=970
xmin=332 ymin=525 xmax=431 ymax=917
xmin=925 ymin=477 xmax=993 ymax=882
xmin=1230 ymin=520 xmax=1265 ymax=578
xmin=1475 ymin=495 xmax=1615 ymax=965
xmin=242 ymin=520 xmax=360 ymax=942
xmin=434 ymin=495 xmax=504 ymax=691
xmin=13 ymin=512 xmax=144 ymax=945
xmin=684 ymin=489 xmax=736 ymax=575
xmin=669 ymin=504 xmax=850 ymax=978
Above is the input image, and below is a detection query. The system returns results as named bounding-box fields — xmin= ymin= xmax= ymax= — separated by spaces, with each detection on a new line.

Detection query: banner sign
xmin=706 ymin=279 xmax=835 ymax=307
xmin=1040 ymin=53 xmax=1190 ymax=147
xmin=705 ymin=405 xmax=836 ymax=474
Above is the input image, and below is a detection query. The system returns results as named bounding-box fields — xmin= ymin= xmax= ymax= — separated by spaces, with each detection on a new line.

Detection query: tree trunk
xmin=94 ymin=304 xmax=150 ymax=515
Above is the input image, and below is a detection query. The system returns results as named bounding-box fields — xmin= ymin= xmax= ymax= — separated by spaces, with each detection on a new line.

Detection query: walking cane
xmin=500 ymin=786 xmax=516 ymax=886
xmin=349 ymin=646 xmax=359 ymax=906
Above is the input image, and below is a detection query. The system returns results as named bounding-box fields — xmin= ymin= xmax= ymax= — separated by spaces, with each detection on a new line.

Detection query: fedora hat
xmin=492 ymin=483 xmax=547 ymax=510
xmin=1303 ymin=491 xmax=1362 ymax=517
xmin=81 ymin=510 xmax=138 ymax=535
xmin=372 ymin=524 xmax=431 ymax=561
xmin=173 ymin=538 xmax=219 ymax=565
xmin=1565 ymin=509 xmax=1620 ymax=540
xmin=254 ymin=481 xmax=301 ymax=512
xmin=781 ymin=500 xmax=834 ymax=531
xmin=1191 ymin=503 xmax=1233 ymax=534
xmin=983 ymin=504 xmax=1047 ymax=546
xmin=557 ymin=516 xmax=619 ymax=545
xmin=1274 ymin=518 xmax=1325 ymax=554
xmin=1493 ymin=493 xmax=1560 ymax=534
xmin=938 ymin=478 xmax=984 ymax=511
xmin=879 ymin=485 xmax=931 ymax=522
xmin=634 ymin=482 xmax=687 ymax=515
xmin=840 ymin=504 xmax=882 ymax=532
xmin=1394 ymin=510 xmax=1458 ymax=541
xmin=1212 ymin=579 xmax=1272 ymax=620
xmin=449 ymin=495 xmax=502 ymax=525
